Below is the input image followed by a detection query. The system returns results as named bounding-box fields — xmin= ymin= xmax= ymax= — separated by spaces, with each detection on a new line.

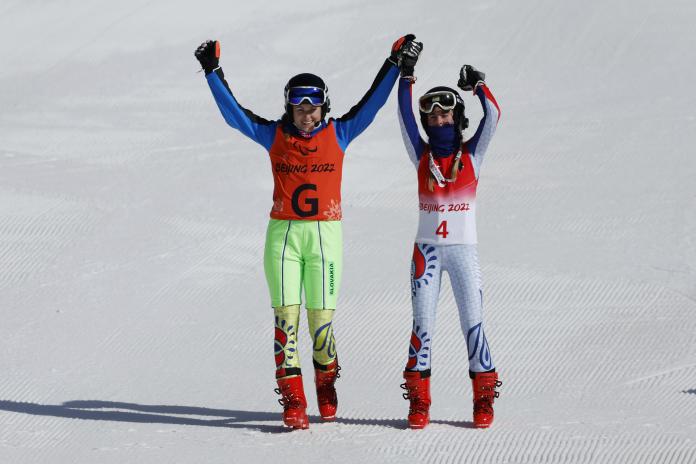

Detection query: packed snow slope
xmin=1 ymin=0 xmax=695 ymax=462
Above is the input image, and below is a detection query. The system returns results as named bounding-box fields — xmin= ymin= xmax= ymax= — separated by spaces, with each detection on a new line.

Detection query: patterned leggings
xmin=407 ymin=242 xmax=494 ymax=375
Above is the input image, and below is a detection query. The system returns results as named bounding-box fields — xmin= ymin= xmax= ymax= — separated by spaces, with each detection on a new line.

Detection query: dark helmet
xmin=419 ymin=86 xmax=469 ymax=141
xmin=284 ymin=73 xmax=331 ymax=121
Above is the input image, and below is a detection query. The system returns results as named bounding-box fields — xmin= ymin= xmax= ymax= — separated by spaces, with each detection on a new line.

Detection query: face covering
xmin=426 ymin=124 xmax=459 ymax=157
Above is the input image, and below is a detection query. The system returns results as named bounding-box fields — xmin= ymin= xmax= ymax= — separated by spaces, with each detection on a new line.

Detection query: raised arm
xmin=458 ymin=65 xmax=501 ymax=177
xmin=333 ymin=35 xmax=421 ymax=152
xmin=397 ymin=77 xmax=426 ymax=167
xmin=195 ymin=41 xmax=277 ymax=151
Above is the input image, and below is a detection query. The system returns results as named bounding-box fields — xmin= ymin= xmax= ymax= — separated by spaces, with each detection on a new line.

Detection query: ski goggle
xmin=285 ymin=86 xmax=328 ymax=106
xmin=418 ymin=91 xmax=458 ymax=113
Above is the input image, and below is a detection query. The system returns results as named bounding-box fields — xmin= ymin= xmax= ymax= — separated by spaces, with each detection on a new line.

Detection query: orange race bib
xmin=268 ymin=121 xmax=345 ymax=221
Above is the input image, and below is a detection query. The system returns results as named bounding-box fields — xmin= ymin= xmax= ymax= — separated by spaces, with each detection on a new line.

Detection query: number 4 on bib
xmin=436 ymin=220 xmax=449 ymax=238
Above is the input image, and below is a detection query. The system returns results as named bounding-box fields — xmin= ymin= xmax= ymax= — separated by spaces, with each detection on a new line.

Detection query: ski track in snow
xmin=2 ymin=0 xmax=696 ymax=462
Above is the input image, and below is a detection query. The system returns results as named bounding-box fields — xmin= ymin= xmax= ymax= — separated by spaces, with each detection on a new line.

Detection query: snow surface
xmin=1 ymin=0 xmax=696 ymax=462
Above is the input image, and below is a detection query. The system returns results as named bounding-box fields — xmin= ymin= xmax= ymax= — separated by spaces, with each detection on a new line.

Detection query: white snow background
xmin=1 ymin=0 xmax=695 ymax=462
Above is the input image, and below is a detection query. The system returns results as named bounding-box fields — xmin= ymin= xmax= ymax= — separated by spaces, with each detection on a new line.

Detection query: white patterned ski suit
xmin=397 ymin=77 xmax=501 ymax=375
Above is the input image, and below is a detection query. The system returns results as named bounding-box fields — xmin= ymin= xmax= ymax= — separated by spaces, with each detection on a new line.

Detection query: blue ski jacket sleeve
xmin=397 ymin=77 xmax=426 ymax=167
xmin=333 ymin=59 xmax=400 ymax=152
xmin=206 ymin=68 xmax=278 ymax=151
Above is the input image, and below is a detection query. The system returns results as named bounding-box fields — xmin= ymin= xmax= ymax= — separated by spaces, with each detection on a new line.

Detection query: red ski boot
xmin=275 ymin=375 xmax=309 ymax=430
xmin=314 ymin=359 xmax=340 ymax=421
xmin=401 ymin=371 xmax=431 ymax=429
xmin=471 ymin=371 xmax=501 ymax=428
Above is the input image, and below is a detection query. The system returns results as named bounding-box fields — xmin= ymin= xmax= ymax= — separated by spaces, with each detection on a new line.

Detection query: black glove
xmin=389 ymin=34 xmax=416 ymax=65
xmin=398 ymin=40 xmax=423 ymax=78
xmin=457 ymin=64 xmax=486 ymax=91
xmin=195 ymin=40 xmax=220 ymax=75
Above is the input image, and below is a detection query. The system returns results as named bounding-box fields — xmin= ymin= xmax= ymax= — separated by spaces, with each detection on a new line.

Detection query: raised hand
xmin=194 ymin=40 xmax=220 ymax=75
xmin=398 ymin=39 xmax=423 ymax=78
xmin=390 ymin=34 xmax=416 ymax=64
xmin=457 ymin=64 xmax=486 ymax=91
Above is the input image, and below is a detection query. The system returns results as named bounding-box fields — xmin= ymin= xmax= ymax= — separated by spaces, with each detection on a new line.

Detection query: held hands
xmin=195 ymin=40 xmax=220 ymax=74
xmin=390 ymin=34 xmax=423 ymax=77
xmin=389 ymin=34 xmax=415 ymax=63
xmin=457 ymin=64 xmax=486 ymax=91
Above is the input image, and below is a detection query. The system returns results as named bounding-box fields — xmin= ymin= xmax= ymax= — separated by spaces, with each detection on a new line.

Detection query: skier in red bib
xmin=397 ymin=63 xmax=502 ymax=429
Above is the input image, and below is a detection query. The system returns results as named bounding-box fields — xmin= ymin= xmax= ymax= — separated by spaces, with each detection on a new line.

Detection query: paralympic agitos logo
xmin=292 ymin=141 xmax=318 ymax=157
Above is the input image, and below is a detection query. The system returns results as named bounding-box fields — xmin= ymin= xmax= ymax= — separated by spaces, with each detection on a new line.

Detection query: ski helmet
xmin=284 ymin=73 xmax=331 ymax=121
xmin=418 ymin=86 xmax=468 ymax=141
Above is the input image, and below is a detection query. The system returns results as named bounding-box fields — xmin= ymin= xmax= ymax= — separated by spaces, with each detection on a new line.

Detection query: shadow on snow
xmin=0 ymin=400 xmax=475 ymax=431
